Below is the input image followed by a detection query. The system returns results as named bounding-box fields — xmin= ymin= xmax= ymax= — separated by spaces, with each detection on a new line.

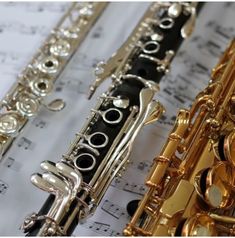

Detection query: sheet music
xmin=0 ymin=2 xmax=234 ymax=236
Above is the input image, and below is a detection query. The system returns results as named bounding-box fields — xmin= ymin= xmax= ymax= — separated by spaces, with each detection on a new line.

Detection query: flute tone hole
xmin=74 ymin=153 xmax=95 ymax=171
xmin=37 ymin=82 xmax=47 ymax=90
xmin=89 ymin=133 xmax=108 ymax=147
xmin=45 ymin=60 xmax=54 ymax=68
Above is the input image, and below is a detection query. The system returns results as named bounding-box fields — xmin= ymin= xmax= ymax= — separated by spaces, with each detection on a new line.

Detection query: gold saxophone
xmin=124 ymin=39 xmax=235 ymax=236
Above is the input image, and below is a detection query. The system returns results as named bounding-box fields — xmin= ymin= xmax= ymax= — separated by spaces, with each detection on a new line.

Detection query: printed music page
xmin=0 ymin=2 xmax=234 ymax=236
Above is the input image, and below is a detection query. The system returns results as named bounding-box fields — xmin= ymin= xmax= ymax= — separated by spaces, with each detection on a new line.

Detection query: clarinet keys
xmin=181 ymin=3 xmax=198 ymax=38
xmin=144 ymin=101 xmax=165 ymax=126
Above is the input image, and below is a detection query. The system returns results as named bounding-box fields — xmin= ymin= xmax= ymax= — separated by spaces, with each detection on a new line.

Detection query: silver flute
xmin=21 ymin=2 xmax=202 ymax=236
xmin=0 ymin=2 xmax=107 ymax=159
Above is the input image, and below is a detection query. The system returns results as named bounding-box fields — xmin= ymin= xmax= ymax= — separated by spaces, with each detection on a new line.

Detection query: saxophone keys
xmin=194 ymin=162 xmax=234 ymax=209
xmin=176 ymin=213 xmax=217 ymax=236
xmin=222 ymin=130 xmax=235 ymax=167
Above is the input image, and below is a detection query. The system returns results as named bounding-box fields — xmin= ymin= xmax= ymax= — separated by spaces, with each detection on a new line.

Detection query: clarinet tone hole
xmin=103 ymin=108 xmax=123 ymax=124
xmin=159 ymin=17 xmax=174 ymax=29
xmin=74 ymin=153 xmax=96 ymax=171
xmin=88 ymin=132 xmax=109 ymax=148
xmin=143 ymin=41 xmax=160 ymax=54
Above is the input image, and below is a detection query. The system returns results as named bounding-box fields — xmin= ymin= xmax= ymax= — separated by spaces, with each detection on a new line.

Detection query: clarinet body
xmin=0 ymin=2 xmax=107 ymax=159
xmin=124 ymin=39 xmax=235 ymax=236
xmin=21 ymin=2 xmax=202 ymax=236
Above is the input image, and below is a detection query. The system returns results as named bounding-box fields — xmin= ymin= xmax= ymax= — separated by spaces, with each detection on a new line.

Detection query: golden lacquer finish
xmin=124 ymin=39 xmax=235 ymax=236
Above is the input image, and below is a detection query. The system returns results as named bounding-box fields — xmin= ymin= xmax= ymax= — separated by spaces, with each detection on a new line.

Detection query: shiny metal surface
xmin=124 ymin=39 xmax=235 ymax=236
xmin=0 ymin=2 xmax=107 ymax=159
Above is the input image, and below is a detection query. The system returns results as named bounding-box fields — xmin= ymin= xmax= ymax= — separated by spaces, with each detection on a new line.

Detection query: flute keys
xmin=16 ymin=96 xmax=39 ymax=117
xmin=38 ymin=56 xmax=59 ymax=74
xmin=50 ymin=39 xmax=71 ymax=57
xmin=62 ymin=26 xmax=80 ymax=39
xmin=30 ymin=78 xmax=53 ymax=97
xmin=79 ymin=5 xmax=94 ymax=17
xmin=0 ymin=113 xmax=20 ymax=135
xmin=45 ymin=99 xmax=66 ymax=112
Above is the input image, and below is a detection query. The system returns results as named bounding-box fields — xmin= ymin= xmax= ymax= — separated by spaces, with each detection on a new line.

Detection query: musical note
xmin=101 ymin=199 xmax=127 ymax=219
xmin=91 ymin=26 xmax=103 ymax=39
xmin=1 ymin=2 xmax=68 ymax=14
xmin=223 ymin=2 xmax=235 ymax=9
xmin=111 ymin=177 xmax=147 ymax=196
xmin=0 ymin=51 xmax=21 ymax=64
xmin=17 ymin=137 xmax=34 ymax=150
xmin=206 ymin=21 xmax=234 ymax=41
xmin=3 ymin=157 xmax=22 ymax=171
xmin=32 ymin=118 xmax=48 ymax=129
xmin=192 ymin=36 xmax=223 ymax=57
xmin=158 ymin=114 xmax=175 ymax=127
xmin=81 ymin=220 xmax=120 ymax=236
xmin=0 ymin=22 xmax=50 ymax=36
xmin=130 ymin=160 xmax=152 ymax=174
xmin=0 ymin=180 xmax=8 ymax=195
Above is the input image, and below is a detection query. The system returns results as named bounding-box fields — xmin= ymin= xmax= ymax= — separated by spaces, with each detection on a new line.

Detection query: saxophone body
xmin=124 ymin=39 xmax=235 ymax=236
xmin=21 ymin=2 xmax=202 ymax=236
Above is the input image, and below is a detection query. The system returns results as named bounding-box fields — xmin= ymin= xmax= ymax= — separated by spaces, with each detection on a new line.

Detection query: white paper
xmin=0 ymin=2 xmax=234 ymax=236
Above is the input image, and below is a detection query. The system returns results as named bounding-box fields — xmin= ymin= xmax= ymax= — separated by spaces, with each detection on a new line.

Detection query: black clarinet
xmin=21 ymin=2 xmax=203 ymax=236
